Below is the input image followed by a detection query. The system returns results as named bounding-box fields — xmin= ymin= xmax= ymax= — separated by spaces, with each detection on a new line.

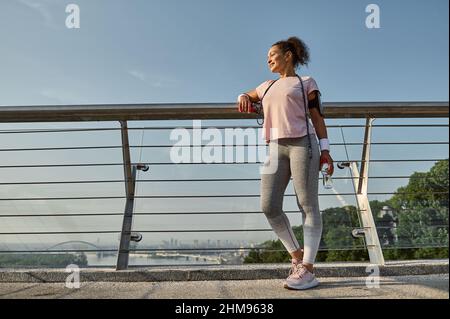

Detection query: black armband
xmin=308 ymin=90 xmax=324 ymax=117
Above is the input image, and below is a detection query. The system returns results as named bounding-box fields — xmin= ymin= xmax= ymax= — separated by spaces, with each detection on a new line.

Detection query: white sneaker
xmin=284 ymin=263 xmax=319 ymax=290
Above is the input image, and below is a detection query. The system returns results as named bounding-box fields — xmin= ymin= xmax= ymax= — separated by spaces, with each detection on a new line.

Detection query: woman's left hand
xmin=320 ymin=151 xmax=334 ymax=176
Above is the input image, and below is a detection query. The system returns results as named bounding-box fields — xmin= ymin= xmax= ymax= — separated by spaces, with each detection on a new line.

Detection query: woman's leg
xmin=261 ymin=141 xmax=301 ymax=255
xmin=289 ymin=135 xmax=322 ymax=271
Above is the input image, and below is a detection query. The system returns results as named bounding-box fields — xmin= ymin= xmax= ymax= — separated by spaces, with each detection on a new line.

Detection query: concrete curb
xmin=0 ymin=259 xmax=448 ymax=283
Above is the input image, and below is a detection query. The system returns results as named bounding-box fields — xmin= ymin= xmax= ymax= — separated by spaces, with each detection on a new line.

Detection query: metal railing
xmin=0 ymin=102 xmax=448 ymax=269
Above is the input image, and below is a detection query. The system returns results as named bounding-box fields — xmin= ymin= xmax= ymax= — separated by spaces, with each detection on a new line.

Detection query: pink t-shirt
xmin=255 ymin=76 xmax=320 ymax=143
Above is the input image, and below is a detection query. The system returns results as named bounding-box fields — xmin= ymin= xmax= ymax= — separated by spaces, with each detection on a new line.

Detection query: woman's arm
xmin=310 ymin=107 xmax=328 ymax=140
xmin=243 ymin=89 xmax=260 ymax=103
xmin=309 ymin=92 xmax=334 ymax=175
xmin=308 ymin=91 xmax=327 ymax=139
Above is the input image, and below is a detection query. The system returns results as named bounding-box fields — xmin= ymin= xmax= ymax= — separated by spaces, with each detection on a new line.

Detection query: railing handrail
xmin=0 ymin=101 xmax=448 ymax=122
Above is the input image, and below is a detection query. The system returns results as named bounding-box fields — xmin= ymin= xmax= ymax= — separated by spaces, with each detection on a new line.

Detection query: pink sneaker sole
xmin=283 ymin=278 xmax=319 ymax=290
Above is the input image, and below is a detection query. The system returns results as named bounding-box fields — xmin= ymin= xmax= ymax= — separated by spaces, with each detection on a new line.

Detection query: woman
xmin=237 ymin=37 xmax=334 ymax=290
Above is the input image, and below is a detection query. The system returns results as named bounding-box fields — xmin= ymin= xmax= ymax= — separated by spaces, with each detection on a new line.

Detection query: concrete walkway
xmin=0 ymin=274 xmax=448 ymax=299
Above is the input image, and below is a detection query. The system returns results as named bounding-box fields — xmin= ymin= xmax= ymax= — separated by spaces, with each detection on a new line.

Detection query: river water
xmin=86 ymin=253 xmax=221 ymax=267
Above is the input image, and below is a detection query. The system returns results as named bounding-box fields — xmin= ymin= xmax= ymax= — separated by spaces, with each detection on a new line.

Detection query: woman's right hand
xmin=237 ymin=94 xmax=253 ymax=113
xmin=237 ymin=90 xmax=260 ymax=113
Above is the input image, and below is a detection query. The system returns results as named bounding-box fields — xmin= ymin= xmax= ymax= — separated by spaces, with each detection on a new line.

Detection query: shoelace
xmin=288 ymin=263 xmax=297 ymax=277
xmin=289 ymin=263 xmax=307 ymax=279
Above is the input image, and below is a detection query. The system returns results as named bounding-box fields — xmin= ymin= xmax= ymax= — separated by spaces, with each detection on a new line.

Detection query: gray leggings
xmin=260 ymin=135 xmax=322 ymax=265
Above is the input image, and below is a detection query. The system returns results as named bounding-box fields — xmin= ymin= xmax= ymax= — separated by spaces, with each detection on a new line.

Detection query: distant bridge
xmin=46 ymin=241 xmax=102 ymax=251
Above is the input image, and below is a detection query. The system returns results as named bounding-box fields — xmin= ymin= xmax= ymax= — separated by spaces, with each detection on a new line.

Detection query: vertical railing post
xmin=351 ymin=117 xmax=385 ymax=265
xmin=116 ymin=121 xmax=136 ymax=270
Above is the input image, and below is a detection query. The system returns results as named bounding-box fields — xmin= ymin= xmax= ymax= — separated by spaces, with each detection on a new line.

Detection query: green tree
xmin=0 ymin=253 xmax=88 ymax=267
xmin=388 ymin=160 xmax=449 ymax=210
xmin=385 ymin=160 xmax=449 ymax=259
xmin=387 ymin=160 xmax=448 ymax=248
xmin=321 ymin=206 xmax=367 ymax=261
xmin=395 ymin=203 xmax=448 ymax=247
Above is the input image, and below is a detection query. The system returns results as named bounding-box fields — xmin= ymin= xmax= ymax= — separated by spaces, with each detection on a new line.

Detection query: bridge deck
xmin=0 ymin=274 xmax=448 ymax=299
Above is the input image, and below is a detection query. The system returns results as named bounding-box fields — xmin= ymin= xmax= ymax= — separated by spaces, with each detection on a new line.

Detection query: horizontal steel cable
xmin=0 ymin=191 xmax=448 ymax=201
xmin=0 ymin=158 xmax=447 ymax=169
xmin=0 ymin=141 xmax=448 ymax=152
xmin=0 ymin=175 xmax=447 ymax=186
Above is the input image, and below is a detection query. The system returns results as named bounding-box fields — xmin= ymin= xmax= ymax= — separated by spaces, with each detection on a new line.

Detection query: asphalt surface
xmin=0 ymin=274 xmax=448 ymax=299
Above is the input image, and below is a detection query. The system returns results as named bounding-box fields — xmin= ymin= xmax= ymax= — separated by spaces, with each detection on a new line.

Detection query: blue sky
xmin=0 ymin=0 xmax=448 ymax=105
xmin=0 ymin=0 xmax=448 ymax=255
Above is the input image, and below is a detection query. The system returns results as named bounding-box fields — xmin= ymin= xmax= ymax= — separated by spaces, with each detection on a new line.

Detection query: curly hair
xmin=272 ymin=36 xmax=310 ymax=69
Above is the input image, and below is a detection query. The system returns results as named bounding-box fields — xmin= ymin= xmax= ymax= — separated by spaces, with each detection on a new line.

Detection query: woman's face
xmin=267 ymin=45 xmax=291 ymax=73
